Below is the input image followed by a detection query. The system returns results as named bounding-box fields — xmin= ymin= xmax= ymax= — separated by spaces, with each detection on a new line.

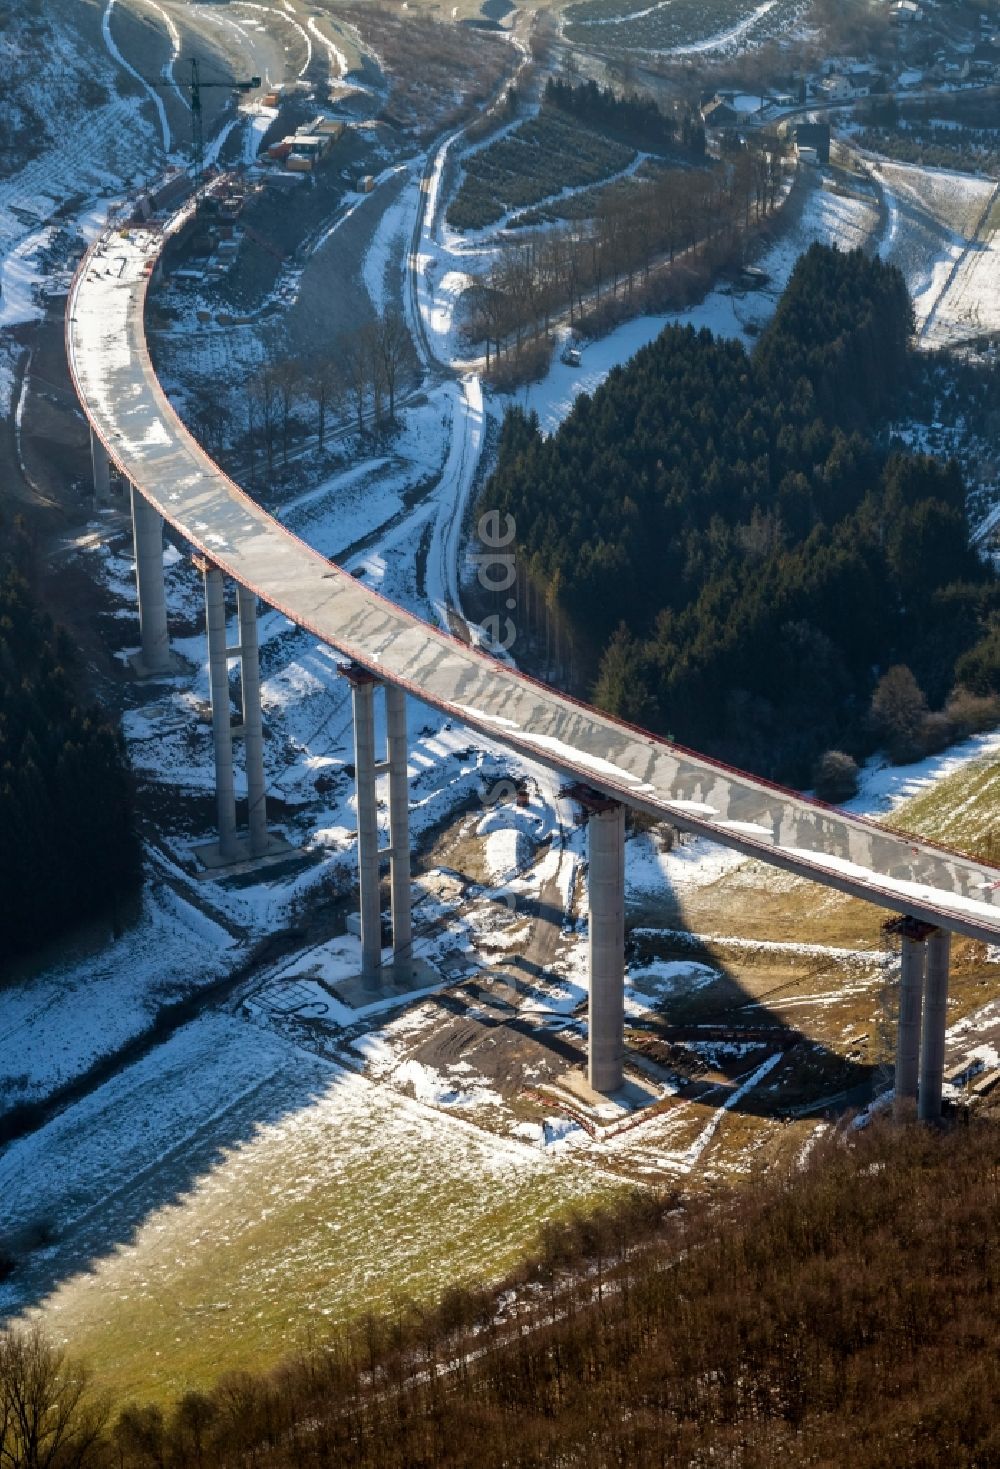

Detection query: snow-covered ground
xmin=5 ymin=139 xmax=972 ymax=1125
xmin=844 ymin=728 xmax=1000 ymax=822
xmin=865 ymin=157 xmax=999 ymax=345
xmin=0 ymin=94 xmax=159 ymax=333
xmin=565 ymin=0 xmax=809 ymax=60
xmin=925 ymin=201 xmax=1000 ymax=348
xmin=0 ymin=1009 xmax=619 ymax=1398
xmin=0 ymin=878 xmax=236 ymax=1113
xmin=505 ymin=170 xmax=878 ymax=434
xmin=7 ymin=7 xmax=1000 ymax=1390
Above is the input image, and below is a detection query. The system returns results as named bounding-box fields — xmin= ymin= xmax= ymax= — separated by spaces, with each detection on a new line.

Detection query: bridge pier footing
xmin=587 ymin=799 xmax=626 ymax=1095
xmin=130 ymin=485 xmax=173 ymax=676
xmin=91 ymin=428 xmax=111 ymax=505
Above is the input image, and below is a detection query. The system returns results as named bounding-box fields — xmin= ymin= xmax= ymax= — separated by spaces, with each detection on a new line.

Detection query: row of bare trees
xmin=188 ymin=309 xmax=413 ymax=486
xmin=468 ymin=144 xmax=786 ymax=366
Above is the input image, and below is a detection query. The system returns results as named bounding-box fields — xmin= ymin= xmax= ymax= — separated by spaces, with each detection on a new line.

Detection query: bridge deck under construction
xmin=66 ymin=206 xmax=1000 ymax=946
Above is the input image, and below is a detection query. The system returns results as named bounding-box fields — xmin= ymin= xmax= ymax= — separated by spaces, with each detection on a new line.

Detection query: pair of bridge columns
xmin=91 ymin=435 xmax=272 ymax=861
xmin=893 ymin=917 xmax=952 ymax=1122
xmin=341 ymin=667 xmax=413 ymax=983
xmin=582 ymin=813 xmax=962 ymax=1110
xmin=201 ymin=564 xmax=270 ymax=863
xmin=92 ymin=429 xmax=173 ymax=677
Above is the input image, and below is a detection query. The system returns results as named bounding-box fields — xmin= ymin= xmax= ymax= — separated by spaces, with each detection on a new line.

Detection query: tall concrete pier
xmin=349 ymin=670 xmax=382 ymax=980
xmin=888 ymin=916 xmax=953 ymax=1122
xmin=586 ymin=798 xmax=626 ymax=1094
xmin=90 ymin=427 xmax=111 ymax=504
xmin=342 ymin=668 xmax=413 ymax=982
xmin=385 ymin=681 xmax=412 ymax=977
xmin=237 ymin=584 xmax=268 ymax=859
xmin=918 ymin=928 xmax=951 ymax=1123
xmin=130 ymin=486 xmax=172 ymax=675
xmin=894 ymin=920 xmax=929 ymax=1117
xmin=204 ymin=563 xmax=239 ymax=862
xmin=198 ymin=560 xmax=273 ymax=868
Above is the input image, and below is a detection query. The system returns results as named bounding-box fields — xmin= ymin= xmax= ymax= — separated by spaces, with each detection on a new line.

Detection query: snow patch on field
xmin=353 ymin=1027 xmax=505 ymax=1110
xmin=0 ymin=885 xmax=234 ymax=1110
xmin=477 ymin=804 xmax=542 ymax=883
xmin=0 ymin=228 xmax=56 ymax=328
xmin=845 ymin=728 xmax=1000 ymax=820
xmin=362 ymin=191 xmax=410 ymax=312
xmin=102 ymin=0 xmax=171 ymax=153
xmin=867 ymin=158 xmax=997 ymax=341
xmin=626 ymin=830 xmax=747 ymax=897
xmin=506 ymin=172 xmax=877 ymax=434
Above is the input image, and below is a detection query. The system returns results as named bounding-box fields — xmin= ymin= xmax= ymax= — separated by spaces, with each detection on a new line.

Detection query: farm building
xmin=701 ymin=98 xmax=739 ymax=128
xmin=793 ymin=122 xmax=831 ymax=164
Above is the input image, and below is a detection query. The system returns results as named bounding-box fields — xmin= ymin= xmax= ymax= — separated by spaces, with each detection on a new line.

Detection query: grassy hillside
xmin=20 ymin=1117 xmax=1000 ymax=1467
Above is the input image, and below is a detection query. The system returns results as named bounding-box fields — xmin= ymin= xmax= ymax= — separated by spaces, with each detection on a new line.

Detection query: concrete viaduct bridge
xmin=68 ymin=189 xmax=1000 ymax=1123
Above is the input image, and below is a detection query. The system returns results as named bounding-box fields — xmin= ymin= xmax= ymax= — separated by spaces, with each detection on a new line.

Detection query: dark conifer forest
xmin=0 ymin=521 xmax=141 ymax=964
xmin=543 ymin=75 xmax=704 ymax=153
xmin=484 ymin=246 xmax=1000 ymax=783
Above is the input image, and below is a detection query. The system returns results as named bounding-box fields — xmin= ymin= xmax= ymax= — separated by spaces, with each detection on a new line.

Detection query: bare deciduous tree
xmin=273 ymin=358 xmax=302 ymax=469
xmin=250 ymin=362 xmax=280 ymax=481
xmin=375 ymin=310 xmax=410 ymax=424
xmin=307 ymin=355 xmax=341 ymax=453
xmin=340 ymin=331 xmax=369 ymax=436
xmin=0 ymin=1326 xmax=108 ymax=1469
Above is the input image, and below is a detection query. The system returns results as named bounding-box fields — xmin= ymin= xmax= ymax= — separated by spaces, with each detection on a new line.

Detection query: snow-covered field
xmin=0 ymin=880 xmax=235 ymax=1111
xmin=564 ymin=0 xmax=809 ymax=59
xmin=507 ymin=169 xmax=879 ymax=433
xmin=7 ymin=1 xmax=1000 ymax=1402
xmin=2 ymin=1012 xmax=621 ymax=1400
xmin=865 ymin=157 xmax=999 ymax=345
xmin=925 ymin=203 xmax=1000 ymax=348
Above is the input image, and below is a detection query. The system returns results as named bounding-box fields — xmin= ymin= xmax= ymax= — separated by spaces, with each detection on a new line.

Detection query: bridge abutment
xmin=130 ymin=486 xmax=172 ymax=676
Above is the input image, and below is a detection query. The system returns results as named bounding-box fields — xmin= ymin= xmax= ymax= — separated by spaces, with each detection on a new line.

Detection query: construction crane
xmin=146 ymin=58 xmax=261 ymax=179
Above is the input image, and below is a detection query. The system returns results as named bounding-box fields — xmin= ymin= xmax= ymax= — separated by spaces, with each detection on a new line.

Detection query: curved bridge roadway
xmin=68 ymin=203 xmax=1000 ymax=948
